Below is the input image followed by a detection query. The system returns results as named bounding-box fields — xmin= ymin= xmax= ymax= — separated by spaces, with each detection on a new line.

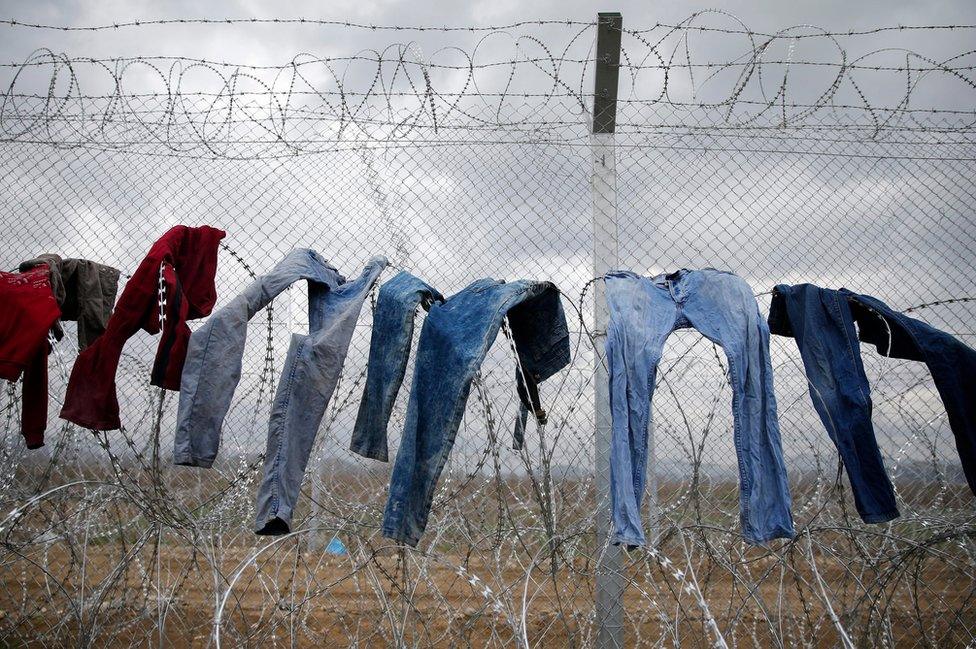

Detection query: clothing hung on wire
xmin=11 ymin=254 xmax=121 ymax=449
xmin=60 ymin=225 xmax=226 ymax=431
xmin=0 ymin=266 xmax=61 ymax=449
xmin=381 ymin=278 xmax=571 ymax=547
xmin=254 ymin=255 xmax=387 ymax=535
xmin=174 ymin=248 xmax=348 ymax=468
xmin=18 ymin=254 xmax=120 ymax=351
xmin=769 ymin=283 xmax=976 ymax=511
xmin=350 ymin=271 xmax=443 ymax=462
xmin=605 ymin=269 xmax=794 ymax=548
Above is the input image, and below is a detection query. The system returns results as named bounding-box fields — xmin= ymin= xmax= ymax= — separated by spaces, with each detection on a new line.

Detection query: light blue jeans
xmin=605 ymin=269 xmax=794 ymax=547
xmin=174 ymin=249 xmax=346 ymax=468
xmin=254 ymin=255 xmax=387 ymax=534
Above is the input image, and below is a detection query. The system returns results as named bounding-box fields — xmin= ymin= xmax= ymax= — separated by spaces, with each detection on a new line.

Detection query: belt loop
xmin=667 ymin=280 xmax=679 ymax=303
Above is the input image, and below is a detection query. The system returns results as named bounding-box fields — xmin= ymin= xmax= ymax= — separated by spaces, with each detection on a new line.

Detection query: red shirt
xmin=0 ymin=265 xmax=61 ymax=448
xmin=60 ymin=225 xmax=226 ymax=430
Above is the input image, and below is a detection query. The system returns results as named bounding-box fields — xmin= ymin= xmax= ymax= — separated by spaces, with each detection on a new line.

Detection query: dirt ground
xmin=2 ymin=538 xmax=974 ymax=648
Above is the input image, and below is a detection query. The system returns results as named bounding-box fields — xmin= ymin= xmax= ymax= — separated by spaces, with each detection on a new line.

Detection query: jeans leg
xmin=254 ymin=334 xmax=307 ymax=533
xmin=605 ymin=274 xmax=675 ymax=548
xmin=350 ymin=310 xmax=411 ymax=461
xmin=255 ymin=257 xmax=386 ymax=534
xmin=793 ymin=288 xmax=898 ymax=522
xmin=684 ymin=271 xmax=794 ymax=544
xmin=382 ymin=302 xmax=489 ymax=547
xmin=926 ymin=347 xmax=976 ymax=496
xmin=351 ymin=273 xmax=434 ymax=462
xmin=846 ymin=291 xmax=976 ymax=498
xmin=174 ymin=299 xmax=251 ymax=468
xmin=382 ymin=376 xmax=475 ymax=546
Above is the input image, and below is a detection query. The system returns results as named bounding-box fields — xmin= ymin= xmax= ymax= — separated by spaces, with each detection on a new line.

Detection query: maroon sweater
xmin=60 ymin=225 xmax=226 ymax=430
xmin=0 ymin=266 xmax=61 ymax=448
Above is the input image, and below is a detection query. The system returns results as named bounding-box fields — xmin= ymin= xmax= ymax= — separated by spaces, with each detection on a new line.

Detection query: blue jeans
xmin=174 ymin=249 xmax=346 ymax=468
xmin=605 ymin=269 xmax=794 ymax=547
xmin=771 ymin=284 xmax=976 ymax=501
xmin=350 ymin=271 xmax=442 ymax=462
xmin=382 ymin=278 xmax=570 ymax=546
xmin=768 ymin=284 xmax=899 ymax=523
xmin=255 ymin=256 xmax=387 ymax=534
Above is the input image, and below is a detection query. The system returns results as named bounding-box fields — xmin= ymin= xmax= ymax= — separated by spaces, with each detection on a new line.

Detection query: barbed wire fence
xmin=0 ymin=10 xmax=974 ymax=647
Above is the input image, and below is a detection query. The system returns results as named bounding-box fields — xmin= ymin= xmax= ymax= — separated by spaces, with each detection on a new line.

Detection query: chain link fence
xmin=1 ymin=13 xmax=975 ymax=647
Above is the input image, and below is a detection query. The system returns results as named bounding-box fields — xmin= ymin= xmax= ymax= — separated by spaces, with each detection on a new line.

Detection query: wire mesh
xmin=1 ymin=12 xmax=975 ymax=647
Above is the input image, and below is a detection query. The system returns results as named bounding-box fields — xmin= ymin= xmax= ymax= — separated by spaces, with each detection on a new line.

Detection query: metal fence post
xmin=592 ymin=11 xmax=624 ymax=649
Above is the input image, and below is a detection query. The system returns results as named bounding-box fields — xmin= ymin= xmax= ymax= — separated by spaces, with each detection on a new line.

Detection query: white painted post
xmin=592 ymin=11 xmax=625 ymax=649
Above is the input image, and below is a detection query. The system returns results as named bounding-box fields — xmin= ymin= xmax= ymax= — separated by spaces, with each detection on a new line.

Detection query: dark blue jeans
xmin=846 ymin=290 xmax=976 ymax=497
xmin=768 ymin=284 xmax=899 ymax=523
xmin=770 ymin=285 xmax=976 ymax=513
xmin=381 ymin=278 xmax=570 ymax=546
xmin=350 ymin=271 xmax=442 ymax=462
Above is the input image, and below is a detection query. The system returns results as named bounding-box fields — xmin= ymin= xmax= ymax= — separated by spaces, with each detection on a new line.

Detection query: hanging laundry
xmin=767 ymin=285 xmax=899 ymax=523
xmin=174 ymin=248 xmax=348 ymax=468
xmin=605 ymin=269 xmax=794 ymax=548
xmin=350 ymin=271 xmax=443 ymax=462
xmin=0 ymin=266 xmax=61 ymax=448
xmin=381 ymin=278 xmax=570 ymax=547
xmin=11 ymin=254 xmax=121 ymax=449
xmin=60 ymin=225 xmax=225 ymax=431
xmin=769 ymin=283 xmax=976 ymax=506
xmin=254 ymin=255 xmax=388 ymax=535
xmin=507 ymin=282 xmax=569 ymax=448
xmin=18 ymin=254 xmax=120 ymax=350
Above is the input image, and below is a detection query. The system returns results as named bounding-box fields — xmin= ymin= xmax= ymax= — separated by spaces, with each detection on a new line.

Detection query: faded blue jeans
xmin=350 ymin=271 xmax=442 ymax=462
xmin=174 ymin=249 xmax=346 ymax=468
xmin=605 ymin=269 xmax=794 ymax=547
xmin=382 ymin=278 xmax=570 ymax=546
xmin=768 ymin=284 xmax=900 ymax=523
xmin=254 ymin=255 xmax=387 ymax=534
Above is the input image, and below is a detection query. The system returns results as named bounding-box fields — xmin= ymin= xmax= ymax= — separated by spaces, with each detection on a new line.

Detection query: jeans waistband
xmin=650 ymin=268 xmax=692 ymax=287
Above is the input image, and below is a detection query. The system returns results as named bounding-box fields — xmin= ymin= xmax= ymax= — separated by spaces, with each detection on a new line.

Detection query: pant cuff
xmin=173 ymin=453 xmax=215 ymax=468
xmin=382 ymin=527 xmax=420 ymax=547
xmin=349 ymin=443 xmax=388 ymax=463
xmin=255 ymin=516 xmax=291 ymax=536
xmin=860 ymin=509 xmax=900 ymax=524
xmin=744 ymin=525 xmax=795 ymax=545
xmin=612 ymin=533 xmax=646 ymax=549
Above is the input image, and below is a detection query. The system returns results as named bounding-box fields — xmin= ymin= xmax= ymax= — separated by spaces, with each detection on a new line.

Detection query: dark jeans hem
xmin=255 ymin=516 xmax=291 ymax=536
xmin=349 ymin=443 xmax=388 ymax=463
xmin=612 ymin=534 xmax=646 ymax=550
xmin=744 ymin=526 xmax=795 ymax=545
xmin=382 ymin=527 xmax=420 ymax=547
xmin=173 ymin=453 xmax=215 ymax=468
xmin=860 ymin=509 xmax=900 ymax=524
